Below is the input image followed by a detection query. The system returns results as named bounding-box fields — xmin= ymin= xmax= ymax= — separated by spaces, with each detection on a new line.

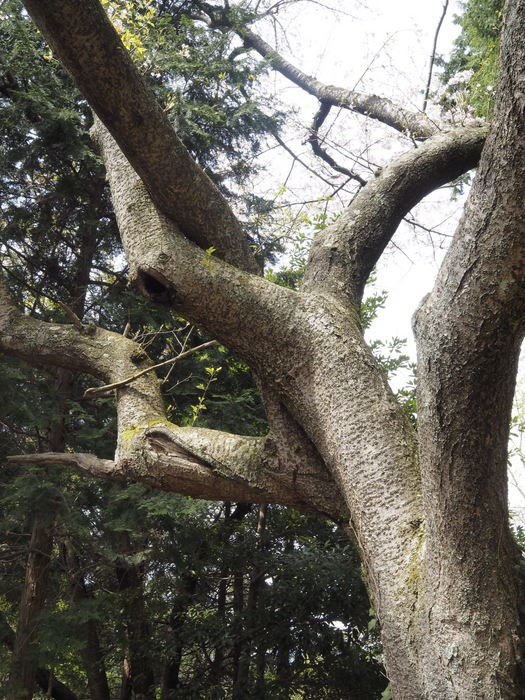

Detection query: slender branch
xmin=196 ymin=0 xmax=436 ymax=137
xmin=273 ymin=132 xmax=339 ymax=187
xmin=7 ymin=452 xmax=118 ymax=478
xmin=422 ymin=0 xmax=449 ymax=113
xmin=84 ymin=340 xmax=218 ymax=398
xmin=307 ymin=101 xmax=367 ymax=185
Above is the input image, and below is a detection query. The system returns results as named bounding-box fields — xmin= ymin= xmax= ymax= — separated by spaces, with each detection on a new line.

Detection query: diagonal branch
xmin=89 ymin=117 xmax=296 ymax=365
xmin=239 ymin=26 xmax=438 ymax=139
xmin=21 ymin=0 xmax=259 ymax=274
xmin=84 ymin=340 xmax=219 ymax=399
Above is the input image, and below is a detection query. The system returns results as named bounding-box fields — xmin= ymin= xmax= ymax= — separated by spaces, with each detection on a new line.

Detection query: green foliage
xmin=99 ymin=0 xmax=285 ymax=207
xmin=440 ymin=0 xmax=504 ymax=118
xmin=163 ymin=338 xmax=266 ymax=435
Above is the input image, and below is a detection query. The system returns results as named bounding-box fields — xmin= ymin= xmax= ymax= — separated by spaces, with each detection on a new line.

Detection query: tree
xmin=0 ymin=5 xmax=383 ymax=696
xmin=1 ymin=0 xmax=525 ymax=696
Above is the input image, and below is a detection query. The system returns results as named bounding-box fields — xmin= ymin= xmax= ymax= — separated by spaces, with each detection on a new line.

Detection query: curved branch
xmin=307 ymin=101 xmax=366 ymax=185
xmin=21 ymin=0 xmax=259 ymax=274
xmin=302 ymin=124 xmax=487 ymax=305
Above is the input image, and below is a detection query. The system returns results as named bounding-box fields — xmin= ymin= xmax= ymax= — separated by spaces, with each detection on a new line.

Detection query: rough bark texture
xmin=238 ymin=26 xmax=438 ymax=139
xmin=412 ymin=2 xmax=525 ymax=693
xmin=20 ymin=0 xmax=259 ymax=275
xmin=5 ymin=0 xmax=525 ymax=696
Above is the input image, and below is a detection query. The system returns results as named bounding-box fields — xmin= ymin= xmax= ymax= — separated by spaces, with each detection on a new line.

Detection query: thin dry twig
xmin=307 ymin=102 xmax=367 ymax=185
xmin=422 ymin=0 xmax=449 ymax=113
xmin=84 ymin=339 xmax=219 ymax=399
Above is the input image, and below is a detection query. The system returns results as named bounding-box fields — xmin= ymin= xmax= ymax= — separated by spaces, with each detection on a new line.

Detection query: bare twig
xmin=274 ymin=132 xmax=337 ymax=187
xmin=83 ymin=340 xmax=219 ymax=399
xmin=422 ymin=0 xmax=449 ymax=113
xmin=307 ymin=102 xmax=367 ymax=186
xmin=57 ymin=301 xmax=84 ymax=330
xmin=7 ymin=451 xmax=118 ymax=479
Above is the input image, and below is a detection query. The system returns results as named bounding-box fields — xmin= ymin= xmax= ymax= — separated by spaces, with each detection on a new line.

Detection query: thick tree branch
xmin=21 ymin=0 xmax=259 ymax=274
xmin=89 ymin=118 xmax=297 ymax=365
xmin=0 ymin=276 xmax=344 ymax=518
xmin=302 ymin=124 xmax=487 ymax=305
xmin=239 ymin=26 xmax=438 ymax=139
xmin=6 ymin=427 xmax=346 ymax=519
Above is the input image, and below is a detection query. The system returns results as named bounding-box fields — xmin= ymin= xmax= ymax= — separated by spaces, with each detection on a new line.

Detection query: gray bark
xmin=5 ymin=0 xmax=525 ymax=696
xmin=412 ymin=1 xmax=525 ymax=693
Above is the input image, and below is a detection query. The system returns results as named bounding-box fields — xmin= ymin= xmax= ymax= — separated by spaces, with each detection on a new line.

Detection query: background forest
xmin=0 ymin=0 xmax=510 ymax=697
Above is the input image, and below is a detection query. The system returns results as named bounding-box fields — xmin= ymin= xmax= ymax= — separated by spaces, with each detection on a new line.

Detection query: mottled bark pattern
xmin=4 ymin=0 xmax=525 ymax=697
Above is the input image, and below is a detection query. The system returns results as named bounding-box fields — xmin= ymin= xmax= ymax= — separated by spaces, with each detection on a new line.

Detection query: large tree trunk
xmin=410 ymin=2 xmax=525 ymax=694
xmin=6 ymin=0 xmax=525 ymax=696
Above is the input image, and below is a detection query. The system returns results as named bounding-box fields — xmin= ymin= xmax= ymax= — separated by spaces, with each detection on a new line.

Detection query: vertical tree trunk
xmin=62 ymin=537 xmax=111 ymax=700
xmin=160 ymin=574 xmax=197 ymax=698
xmin=1 ymin=612 xmax=79 ymax=700
xmin=236 ymin=505 xmax=268 ymax=692
xmin=115 ymin=532 xmax=155 ymax=700
xmin=211 ymin=559 xmax=227 ymax=686
xmin=231 ymin=569 xmax=245 ymax=699
xmin=7 ymin=517 xmax=55 ymax=700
